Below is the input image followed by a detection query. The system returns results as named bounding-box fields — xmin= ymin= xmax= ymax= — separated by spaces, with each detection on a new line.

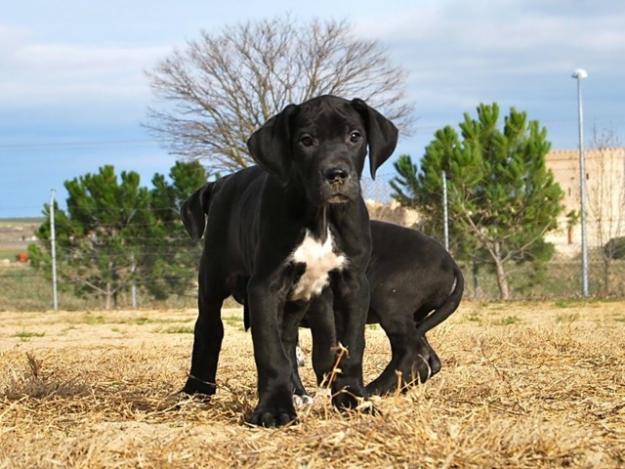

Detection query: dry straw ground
xmin=1 ymin=301 xmax=624 ymax=468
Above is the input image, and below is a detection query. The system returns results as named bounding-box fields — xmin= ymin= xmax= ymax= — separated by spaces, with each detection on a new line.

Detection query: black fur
xmin=237 ymin=221 xmax=464 ymax=395
xmin=180 ymin=95 xmax=397 ymax=427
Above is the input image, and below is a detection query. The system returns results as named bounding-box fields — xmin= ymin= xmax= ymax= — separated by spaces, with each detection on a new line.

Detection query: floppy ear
xmin=351 ymin=98 xmax=399 ymax=179
xmin=180 ymin=182 xmax=214 ymax=241
xmin=246 ymin=104 xmax=298 ymax=182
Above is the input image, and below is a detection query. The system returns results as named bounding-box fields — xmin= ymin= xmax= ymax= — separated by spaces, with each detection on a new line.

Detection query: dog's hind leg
xmin=366 ymin=312 xmax=434 ymax=395
xmin=182 ymin=258 xmax=228 ymax=397
xmin=365 ymin=326 xmax=408 ymax=395
xmin=420 ymin=334 xmax=441 ymax=376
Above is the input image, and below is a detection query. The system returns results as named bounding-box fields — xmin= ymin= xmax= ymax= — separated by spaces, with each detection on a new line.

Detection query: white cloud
xmin=0 ymin=24 xmax=31 ymax=45
xmin=350 ymin=0 xmax=625 ymax=134
xmin=354 ymin=1 xmax=625 ymax=71
xmin=1 ymin=2 xmax=623 ymax=147
xmin=14 ymin=43 xmax=170 ymax=69
xmin=0 ymin=25 xmax=171 ymax=109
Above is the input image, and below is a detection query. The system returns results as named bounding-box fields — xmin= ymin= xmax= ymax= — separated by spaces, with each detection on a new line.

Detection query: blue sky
xmin=1 ymin=0 xmax=624 ymax=217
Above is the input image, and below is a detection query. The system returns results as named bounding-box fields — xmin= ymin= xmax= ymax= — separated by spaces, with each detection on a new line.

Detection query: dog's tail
xmin=415 ymin=263 xmax=464 ymax=335
xmin=180 ymin=181 xmax=218 ymax=241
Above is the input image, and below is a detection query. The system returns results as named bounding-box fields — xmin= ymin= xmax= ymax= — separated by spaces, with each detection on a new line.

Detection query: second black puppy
xmin=301 ymin=221 xmax=464 ymax=396
xmin=181 ymin=96 xmax=398 ymax=427
xmin=236 ymin=221 xmax=463 ymax=397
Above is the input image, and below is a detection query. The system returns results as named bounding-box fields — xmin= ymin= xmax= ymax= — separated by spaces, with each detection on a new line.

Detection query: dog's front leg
xmin=308 ymin=289 xmax=338 ymax=386
xmin=331 ymin=271 xmax=370 ymax=410
xmin=281 ymin=302 xmax=310 ymax=400
xmin=246 ymin=278 xmax=297 ymax=427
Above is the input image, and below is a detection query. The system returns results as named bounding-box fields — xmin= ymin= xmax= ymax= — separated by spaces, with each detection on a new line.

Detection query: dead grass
xmin=1 ymin=301 xmax=624 ymax=468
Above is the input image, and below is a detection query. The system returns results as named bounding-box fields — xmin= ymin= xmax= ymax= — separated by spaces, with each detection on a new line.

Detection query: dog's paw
xmin=332 ymin=389 xmax=358 ymax=410
xmin=332 ymin=386 xmax=377 ymax=415
xmin=332 ymin=392 xmax=378 ymax=415
xmin=429 ymin=354 xmax=442 ymax=376
xmin=396 ymin=358 xmax=433 ymax=388
xmin=365 ymin=380 xmax=389 ymax=396
xmin=246 ymin=404 xmax=297 ymax=428
xmin=292 ymin=394 xmax=314 ymax=409
xmin=181 ymin=375 xmax=216 ymax=397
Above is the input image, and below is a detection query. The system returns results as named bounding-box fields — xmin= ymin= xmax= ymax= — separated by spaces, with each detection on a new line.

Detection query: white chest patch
xmin=288 ymin=229 xmax=347 ymax=301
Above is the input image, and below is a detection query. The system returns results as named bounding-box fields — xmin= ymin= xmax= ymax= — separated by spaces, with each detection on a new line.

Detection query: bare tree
xmin=146 ymin=16 xmax=413 ymax=171
xmin=587 ymin=128 xmax=625 ymax=294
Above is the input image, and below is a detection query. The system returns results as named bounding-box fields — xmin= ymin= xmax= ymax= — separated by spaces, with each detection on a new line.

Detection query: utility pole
xmin=442 ymin=170 xmax=449 ymax=251
xmin=572 ymin=68 xmax=589 ymax=297
xmin=50 ymin=189 xmax=59 ymax=310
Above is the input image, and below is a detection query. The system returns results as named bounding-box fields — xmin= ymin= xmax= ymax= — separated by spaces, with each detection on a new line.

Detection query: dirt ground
xmin=1 ymin=301 xmax=624 ymax=468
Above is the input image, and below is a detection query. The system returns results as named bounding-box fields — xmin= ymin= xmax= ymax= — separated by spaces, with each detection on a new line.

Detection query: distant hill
xmin=0 ymin=218 xmax=42 ymax=255
xmin=0 ymin=217 xmax=44 ymax=224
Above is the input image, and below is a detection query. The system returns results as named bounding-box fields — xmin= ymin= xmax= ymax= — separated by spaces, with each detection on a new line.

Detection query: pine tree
xmin=140 ymin=161 xmax=207 ymax=299
xmin=391 ymin=103 xmax=564 ymax=299
xmin=28 ymin=162 xmax=208 ymax=308
xmin=29 ymin=166 xmax=153 ymax=308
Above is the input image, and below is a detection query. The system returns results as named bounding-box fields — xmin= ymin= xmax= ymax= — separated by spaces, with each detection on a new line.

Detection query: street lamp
xmin=441 ymin=170 xmax=449 ymax=251
xmin=572 ymin=68 xmax=589 ymax=297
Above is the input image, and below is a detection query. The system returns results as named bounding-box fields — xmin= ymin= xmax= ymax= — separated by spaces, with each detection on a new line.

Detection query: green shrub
xmin=604 ymin=237 xmax=625 ymax=260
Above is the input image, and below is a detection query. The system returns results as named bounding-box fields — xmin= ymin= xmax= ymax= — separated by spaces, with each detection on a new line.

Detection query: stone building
xmin=365 ymin=199 xmax=420 ymax=227
xmin=545 ymin=147 xmax=625 ymax=256
xmin=363 ymin=147 xmax=625 ymax=258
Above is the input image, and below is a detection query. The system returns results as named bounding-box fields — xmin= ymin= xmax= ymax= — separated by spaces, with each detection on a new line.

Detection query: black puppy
xmin=236 ymin=221 xmax=464 ymax=396
xmin=304 ymin=221 xmax=464 ymax=396
xmin=181 ymin=96 xmax=398 ymax=427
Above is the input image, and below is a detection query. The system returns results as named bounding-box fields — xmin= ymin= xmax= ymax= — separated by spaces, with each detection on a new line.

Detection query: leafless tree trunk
xmin=471 ymin=257 xmax=481 ymax=299
xmin=105 ymin=278 xmax=113 ymax=310
xmin=146 ymin=16 xmax=414 ymax=172
xmin=456 ymin=204 xmax=553 ymax=300
xmin=587 ymin=128 xmax=625 ymax=295
xmin=61 ymin=245 xmax=129 ymax=310
xmin=492 ymin=243 xmax=511 ymax=300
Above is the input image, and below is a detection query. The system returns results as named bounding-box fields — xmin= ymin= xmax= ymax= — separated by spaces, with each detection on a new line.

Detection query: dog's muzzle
xmin=323 ymin=167 xmax=354 ymax=204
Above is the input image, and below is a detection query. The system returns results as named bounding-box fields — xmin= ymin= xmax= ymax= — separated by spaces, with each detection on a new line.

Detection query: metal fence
xmin=459 ymin=259 xmax=625 ymax=300
xmin=2 ymin=185 xmax=625 ymax=311
xmin=2 ymin=256 xmax=624 ymax=312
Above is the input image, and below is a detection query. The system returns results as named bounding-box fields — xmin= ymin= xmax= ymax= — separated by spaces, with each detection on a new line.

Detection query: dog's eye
xmin=299 ymin=135 xmax=314 ymax=147
xmin=349 ymin=131 xmax=362 ymax=143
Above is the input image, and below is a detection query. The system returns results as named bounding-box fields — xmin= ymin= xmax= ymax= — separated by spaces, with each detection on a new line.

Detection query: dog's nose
xmin=324 ymin=167 xmax=348 ymax=183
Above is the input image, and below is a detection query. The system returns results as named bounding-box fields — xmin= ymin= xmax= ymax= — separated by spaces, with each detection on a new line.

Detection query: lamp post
xmin=572 ymin=68 xmax=589 ymax=297
xmin=50 ymin=189 xmax=59 ymax=310
xmin=441 ymin=170 xmax=449 ymax=251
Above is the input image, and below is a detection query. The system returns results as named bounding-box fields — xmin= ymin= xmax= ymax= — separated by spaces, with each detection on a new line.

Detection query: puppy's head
xmin=247 ymin=95 xmax=398 ymax=206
